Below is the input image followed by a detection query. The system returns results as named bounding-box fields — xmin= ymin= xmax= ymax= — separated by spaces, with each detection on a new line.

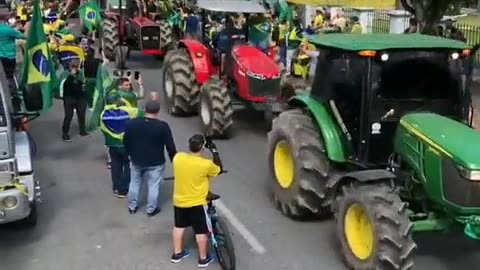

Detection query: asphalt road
xmin=1 ymin=50 xmax=480 ymax=270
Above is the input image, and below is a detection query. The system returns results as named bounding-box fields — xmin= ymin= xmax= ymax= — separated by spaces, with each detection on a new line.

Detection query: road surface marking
xmin=215 ymin=199 xmax=267 ymax=254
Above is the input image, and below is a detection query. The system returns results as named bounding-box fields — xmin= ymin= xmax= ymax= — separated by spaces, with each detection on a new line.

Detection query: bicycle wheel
xmin=213 ymin=216 xmax=236 ymax=270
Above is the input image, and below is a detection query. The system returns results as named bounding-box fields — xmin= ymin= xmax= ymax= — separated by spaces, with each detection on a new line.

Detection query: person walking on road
xmin=61 ymin=60 xmax=89 ymax=142
xmin=101 ymin=95 xmax=144 ymax=198
xmin=124 ymin=100 xmax=177 ymax=216
xmin=170 ymin=134 xmax=224 ymax=268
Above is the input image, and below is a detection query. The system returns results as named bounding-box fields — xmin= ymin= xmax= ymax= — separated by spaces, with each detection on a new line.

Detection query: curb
xmin=473 ymin=107 xmax=480 ymax=131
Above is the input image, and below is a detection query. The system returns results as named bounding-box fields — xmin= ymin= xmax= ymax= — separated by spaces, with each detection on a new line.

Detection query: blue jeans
xmin=128 ymin=164 xmax=165 ymax=213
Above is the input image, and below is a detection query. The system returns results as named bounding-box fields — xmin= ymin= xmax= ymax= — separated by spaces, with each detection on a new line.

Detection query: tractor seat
xmin=400 ymin=113 xmax=480 ymax=169
xmin=232 ymin=45 xmax=280 ymax=79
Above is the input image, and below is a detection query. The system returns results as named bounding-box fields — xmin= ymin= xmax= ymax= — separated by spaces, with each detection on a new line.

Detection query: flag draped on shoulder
xmin=87 ymin=65 xmax=114 ymax=132
xmin=20 ymin=0 xmax=58 ymax=112
xmin=79 ymin=1 xmax=102 ymax=32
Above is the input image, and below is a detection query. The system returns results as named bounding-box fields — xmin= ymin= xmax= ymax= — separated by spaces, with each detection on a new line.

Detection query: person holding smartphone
xmin=61 ymin=60 xmax=89 ymax=142
xmin=170 ymin=134 xmax=223 ymax=267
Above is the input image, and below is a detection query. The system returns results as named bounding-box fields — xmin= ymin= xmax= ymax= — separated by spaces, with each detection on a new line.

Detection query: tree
xmin=400 ymin=0 xmax=461 ymax=34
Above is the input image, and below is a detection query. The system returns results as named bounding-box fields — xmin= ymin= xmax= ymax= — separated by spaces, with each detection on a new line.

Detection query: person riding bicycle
xmin=170 ymin=134 xmax=224 ymax=267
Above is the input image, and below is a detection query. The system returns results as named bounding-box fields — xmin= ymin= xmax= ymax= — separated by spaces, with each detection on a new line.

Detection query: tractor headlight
xmin=457 ymin=166 xmax=480 ymax=181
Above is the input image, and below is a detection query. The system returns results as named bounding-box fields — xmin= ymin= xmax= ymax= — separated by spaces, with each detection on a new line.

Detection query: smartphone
xmin=134 ymin=71 xmax=140 ymax=80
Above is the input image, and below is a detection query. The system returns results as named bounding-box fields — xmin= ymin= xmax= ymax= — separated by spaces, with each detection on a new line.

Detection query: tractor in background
xmin=98 ymin=0 xmax=176 ymax=69
xmin=268 ymin=33 xmax=480 ymax=270
xmin=162 ymin=0 xmax=285 ymax=138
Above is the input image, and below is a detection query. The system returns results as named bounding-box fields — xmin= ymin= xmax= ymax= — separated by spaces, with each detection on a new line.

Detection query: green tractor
xmin=268 ymin=33 xmax=479 ymax=269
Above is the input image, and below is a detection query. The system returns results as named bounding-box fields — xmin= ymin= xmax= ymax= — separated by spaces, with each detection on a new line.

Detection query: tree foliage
xmin=400 ymin=0 xmax=462 ymax=34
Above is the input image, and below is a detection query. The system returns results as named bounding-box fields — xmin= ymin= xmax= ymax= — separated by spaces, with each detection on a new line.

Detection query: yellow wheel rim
xmin=344 ymin=203 xmax=375 ymax=260
xmin=273 ymin=140 xmax=295 ymax=188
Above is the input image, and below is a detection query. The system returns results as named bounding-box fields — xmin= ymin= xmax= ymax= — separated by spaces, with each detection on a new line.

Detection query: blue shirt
xmin=0 ymin=23 xmax=24 ymax=59
xmin=185 ymin=15 xmax=199 ymax=34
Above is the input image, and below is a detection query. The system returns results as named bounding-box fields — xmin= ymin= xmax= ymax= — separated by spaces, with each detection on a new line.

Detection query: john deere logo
xmin=87 ymin=10 xmax=96 ymax=20
xmin=32 ymin=49 xmax=50 ymax=77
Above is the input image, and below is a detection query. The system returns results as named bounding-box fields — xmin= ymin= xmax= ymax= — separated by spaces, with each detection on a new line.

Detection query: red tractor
xmin=162 ymin=0 xmax=284 ymax=138
xmin=99 ymin=0 xmax=175 ymax=69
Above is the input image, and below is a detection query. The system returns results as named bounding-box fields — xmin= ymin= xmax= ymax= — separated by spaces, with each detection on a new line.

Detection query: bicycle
xmin=165 ymin=172 xmax=236 ymax=270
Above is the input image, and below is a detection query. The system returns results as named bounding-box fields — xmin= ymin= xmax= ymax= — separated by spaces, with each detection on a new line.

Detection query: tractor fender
xmin=178 ymin=39 xmax=213 ymax=84
xmin=327 ymin=169 xmax=396 ymax=188
xmin=288 ymin=93 xmax=348 ymax=162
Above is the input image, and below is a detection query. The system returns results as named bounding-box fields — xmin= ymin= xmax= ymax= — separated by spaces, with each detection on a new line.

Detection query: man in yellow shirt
xmin=171 ymin=134 xmax=223 ymax=267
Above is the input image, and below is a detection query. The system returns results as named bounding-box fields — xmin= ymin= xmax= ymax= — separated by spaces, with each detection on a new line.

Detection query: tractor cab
xmin=162 ymin=0 xmax=284 ymax=138
xmin=306 ymin=34 xmax=473 ymax=165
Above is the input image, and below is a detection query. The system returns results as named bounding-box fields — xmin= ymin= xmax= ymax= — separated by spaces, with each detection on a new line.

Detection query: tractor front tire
xmin=162 ymin=49 xmax=199 ymax=116
xmin=268 ymin=109 xmax=332 ymax=219
xmin=335 ymin=182 xmax=416 ymax=270
xmin=114 ymin=46 xmax=128 ymax=69
xmin=159 ymin=21 xmax=174 ymax=50
xmin=199 ymin=79 xmax=233 ymax=138
xmin=101 ymin=17 xmax=120 ymax=61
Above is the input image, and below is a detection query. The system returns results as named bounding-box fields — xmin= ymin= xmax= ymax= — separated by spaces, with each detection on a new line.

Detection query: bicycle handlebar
xmin=164 ymin=170 xmax=228 ymax=181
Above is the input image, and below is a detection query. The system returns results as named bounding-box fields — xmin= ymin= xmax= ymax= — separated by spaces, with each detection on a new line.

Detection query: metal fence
xmin=454 ymin=23 xmax=480 ymax=67
xmin=369 ymin=10 xmax=390 ymax=33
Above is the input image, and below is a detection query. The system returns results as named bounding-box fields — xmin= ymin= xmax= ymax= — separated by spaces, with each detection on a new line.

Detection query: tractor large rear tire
xmin=199 ymin=78 xmax=233 ymax=138
xmin=335 ymin=182 xmax=416 ymax=270
xmin=159 ymin=21 xmax=173 ymax=50
xmin=101 ymin=17 xmax=119 ymax=61
xmin=162 ymin=49 xmax=199 ymax=116
xmin=268 ymin=109 xmax=332 ymax=219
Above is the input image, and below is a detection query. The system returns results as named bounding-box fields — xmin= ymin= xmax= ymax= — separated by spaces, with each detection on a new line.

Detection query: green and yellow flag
xmin=20 ymin=0 xmax=58 ymax=112
xmin=87 ymin=65 xmax=114 ymax=132
xmin=79 ymin=1 xmax=102 ymax=32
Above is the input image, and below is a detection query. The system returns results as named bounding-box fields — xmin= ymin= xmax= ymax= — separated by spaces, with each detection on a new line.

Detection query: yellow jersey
xmin=313 ymin=14 xmax=324 ymax=29
xmin=172 ymin=152 xmax=221 ymax=208
xmin=351 ymin=23 xmax=363 ymax=34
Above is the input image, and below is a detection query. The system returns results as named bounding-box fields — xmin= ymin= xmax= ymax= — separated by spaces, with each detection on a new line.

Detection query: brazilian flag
xmin=79 ymin=1 xmax=102 ymax=32
xmin=87 ymin=65 xmax=114 ymax=132
xmin=20 ymin=0 xmax=58 ymax=112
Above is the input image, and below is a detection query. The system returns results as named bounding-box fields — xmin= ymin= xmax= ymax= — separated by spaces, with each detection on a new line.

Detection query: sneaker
xmin=62 ymin=134 xmax=72 ymax=142
xmin=147 ymin=207 xmax=160 ymax=217
xmin=113 ymin=190 xmax=118 ymax=195
xmin=170 ymin=250 xmax=190 ymax=263
xmin=128 ymin=207 xmax=137 ymax=214
xmin=198 ymin=254 xmax=215 ymax=268
xmin=115 ymin=192 xmax=127 ymax=199
xmin=80 ymin=132 xmax=91 ymax=137
xmin=106 ymin=162 xmax=111 ymax=169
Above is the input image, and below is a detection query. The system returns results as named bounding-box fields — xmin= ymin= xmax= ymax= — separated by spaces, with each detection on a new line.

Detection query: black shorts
xmin=0 ymin=58 xmax=16 ymax=79
xmin=174 ymin=205 xmax=211 ymax=235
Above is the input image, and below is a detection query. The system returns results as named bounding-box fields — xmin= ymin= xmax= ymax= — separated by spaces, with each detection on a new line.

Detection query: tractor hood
xmin=399 ymin=113 xmax=480 ymax=170
xmin=232 ymin=45 xmax=280 ymax=79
